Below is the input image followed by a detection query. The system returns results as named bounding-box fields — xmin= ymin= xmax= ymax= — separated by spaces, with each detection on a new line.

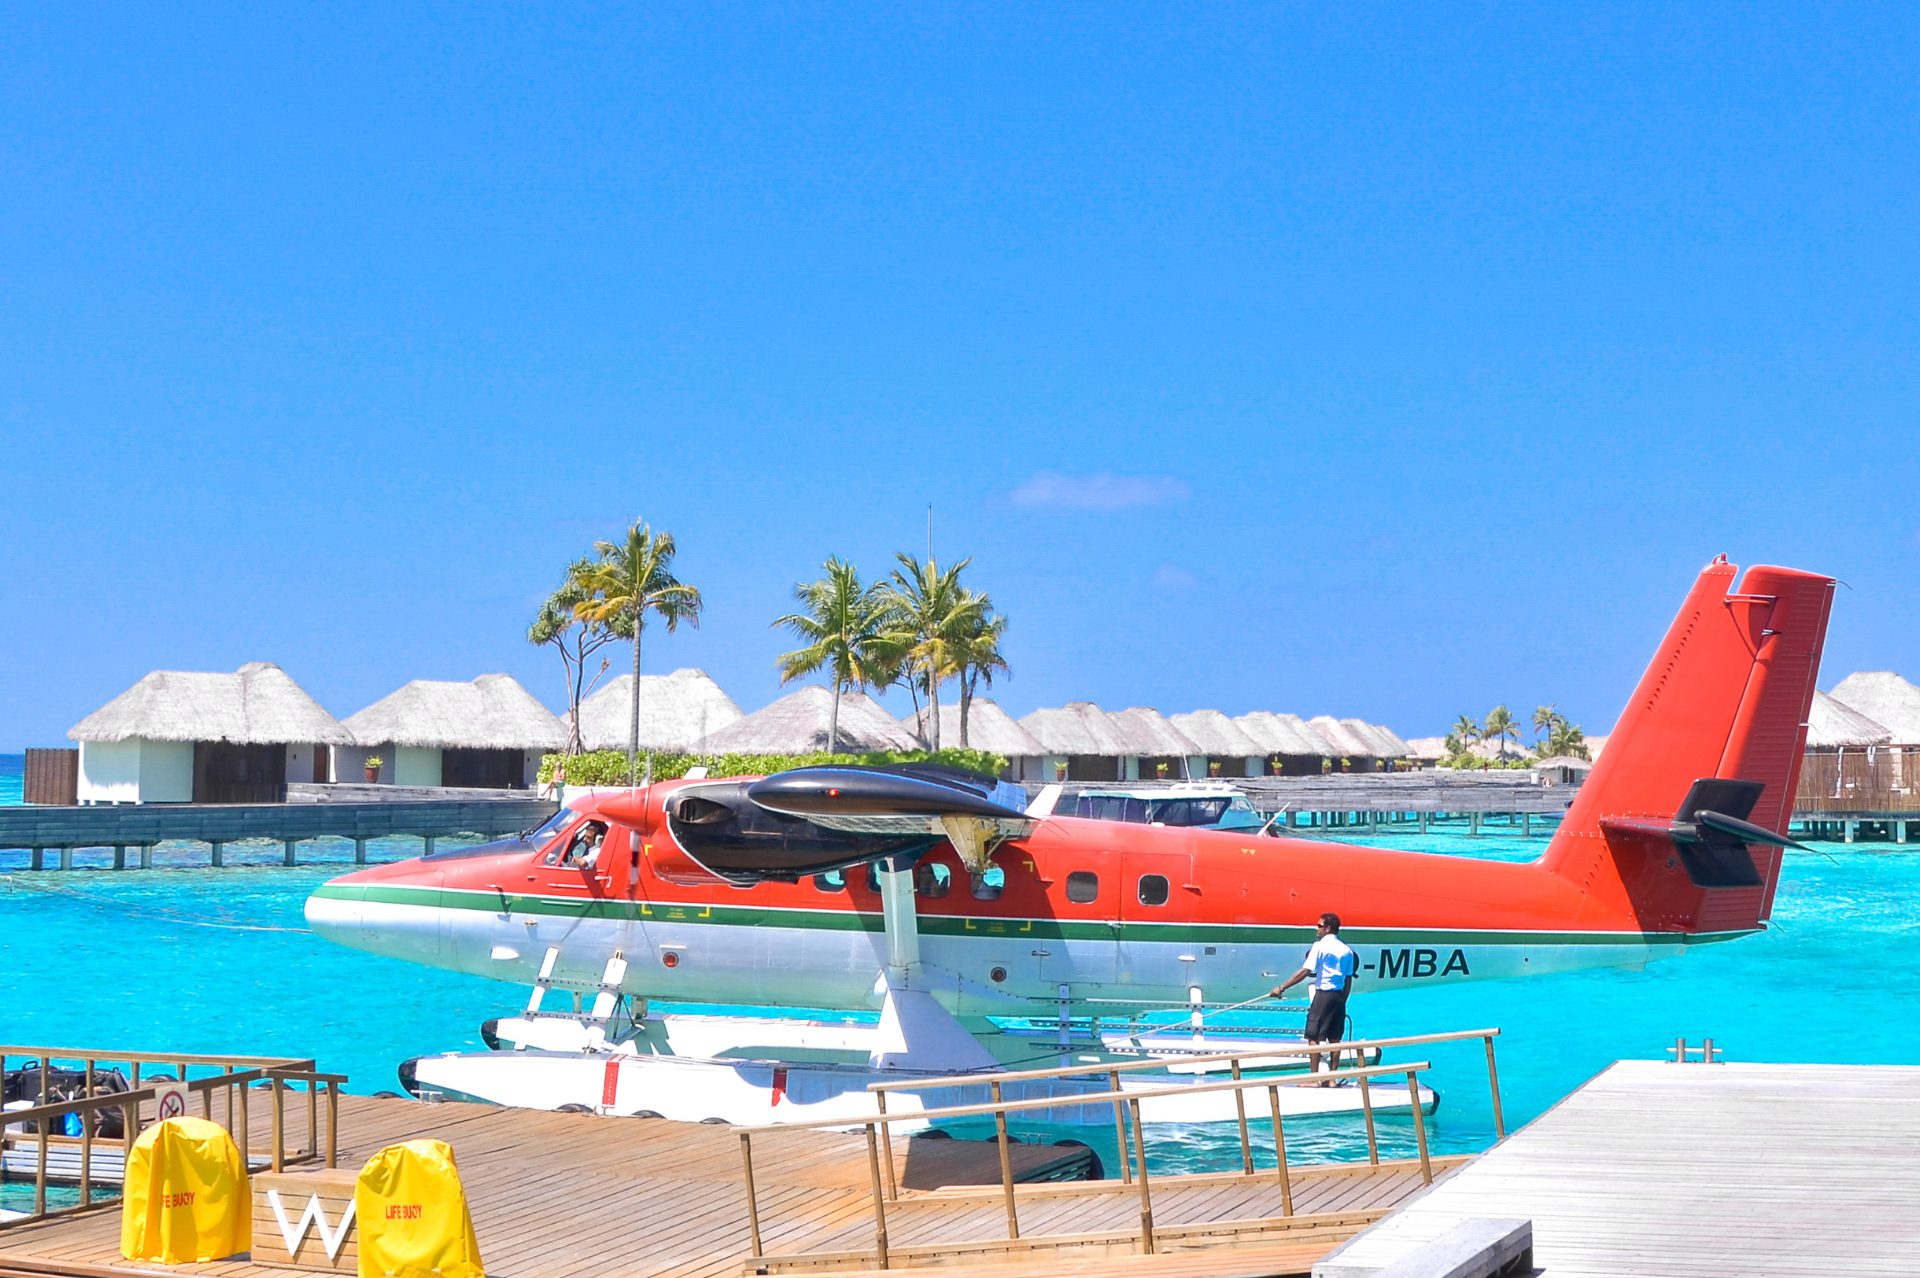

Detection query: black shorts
xmin=1305 ymin=987 xmax=1350 ymax=1043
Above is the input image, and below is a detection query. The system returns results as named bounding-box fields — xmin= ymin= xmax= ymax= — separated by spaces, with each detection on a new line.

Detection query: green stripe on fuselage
xmin=310 ymin=882 xmax=1755 ymax=948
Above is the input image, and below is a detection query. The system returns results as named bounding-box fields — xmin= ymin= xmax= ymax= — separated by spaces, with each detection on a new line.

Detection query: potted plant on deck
xmin=364 ymin=755 xmax=384 ymax=783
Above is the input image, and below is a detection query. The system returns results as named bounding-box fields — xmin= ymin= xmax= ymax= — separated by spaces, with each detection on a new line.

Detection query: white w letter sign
xmin=267 ymin=1189 xmax=358 ymax=1262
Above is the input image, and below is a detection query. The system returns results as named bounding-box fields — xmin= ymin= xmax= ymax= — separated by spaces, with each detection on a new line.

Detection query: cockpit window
xmin=814 ymin=870 xmax=846 ymax=893
xmin=529 ymin=810 xmax=579 ymax=862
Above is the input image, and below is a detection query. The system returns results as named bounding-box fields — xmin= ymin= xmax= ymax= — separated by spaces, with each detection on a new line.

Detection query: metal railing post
xmin=1483 ymin=1033 xmax=1506 ymax=1139
xmin=739 ymin=1132 xmax=764 ymax=1259
xmin=1357 ymin=1070 xmax=1379 ymax=1164
xmin=1231 ymin=1059 xmax=1252 ymax=1174
xmin=990 ymin=1080 xmax=1020 ymax=1239
xmin=875 ymin=1089 xmax=899 ymax=1201
xmin=1406 ymin=1071 xmax=1432 ymax=1184
xmin=1267 ymin=1084 xmax=1293 ymax=1216
xmin=1127 ymin=1098 xmax=1154 ymax=1254
xmin=864 ymin=1123 xmax=890 ymax=1268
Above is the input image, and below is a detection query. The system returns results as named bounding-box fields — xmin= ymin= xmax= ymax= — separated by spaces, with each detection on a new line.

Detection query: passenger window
xmin=1137 ymin=874 xmax=1170 ymax=907
xmin=813 ymin=870 xmax=846 ymax=893
xmin=915 ymin=862 xmax=952 ymax=899
xmin=972 ymin=865 xmax=1006 ymax=900
xmin=1066 ymin=871 xmax=1099 ymax=904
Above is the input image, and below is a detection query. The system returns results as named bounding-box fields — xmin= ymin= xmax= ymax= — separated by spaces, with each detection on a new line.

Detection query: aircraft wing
xmin=747 ymin=766 xmax=1037 ymax=869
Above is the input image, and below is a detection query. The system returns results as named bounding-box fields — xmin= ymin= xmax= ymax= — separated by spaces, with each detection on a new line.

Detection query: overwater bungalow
xmin=1234 ymin=711 xmax=1333 ymax=776
xmin=1307 ymin=715 xmax=1384 ymax=771
xmin=1108 ymin=706 xmax=1203 ymax=780
xmin=67 ymin=662 xmax=353 ymax=804
xmin=343 ymin=674 xmax=563 ymax=789
xmin=900 ymin=698 xmax=1044 ymax=778
xmin=572 ymin=668 xmax=743 ymax=754
xmin=695 ymin=685 xmax=919 ymax=755
xmin=1167 ymin=709 xmax=1265 ymax=778
xmin=1347 ymin=719 xmax=1413 ymax=769
xmin=1018 ymin=702 xmax=1135 ymax=781
xmin=1800 ymin=682 xmax=1902 ymax=807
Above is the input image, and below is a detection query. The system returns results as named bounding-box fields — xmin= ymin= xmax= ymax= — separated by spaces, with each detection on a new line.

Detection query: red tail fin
xmin=1543 ymin=557 xmax=1835 ymax=933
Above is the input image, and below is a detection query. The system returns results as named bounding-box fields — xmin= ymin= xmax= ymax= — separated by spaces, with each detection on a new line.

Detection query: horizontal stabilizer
xmin=1598 ymin=777 xmax=1804 ymax=889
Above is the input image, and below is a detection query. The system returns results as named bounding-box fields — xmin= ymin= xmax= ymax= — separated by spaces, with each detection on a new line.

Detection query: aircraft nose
xmin=304 ymin=882 xmax=366 ymax=947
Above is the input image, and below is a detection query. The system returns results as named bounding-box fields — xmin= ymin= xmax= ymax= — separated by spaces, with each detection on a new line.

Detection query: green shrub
xmin=540 ymin=747 xmax=1011 ymax=787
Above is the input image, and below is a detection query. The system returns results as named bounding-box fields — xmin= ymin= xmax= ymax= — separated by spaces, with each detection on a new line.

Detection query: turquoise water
xmin=3 ymin=830 xmax=1916 ymax=1177
xmin=0 ymin=754 xmax=21 ymax=805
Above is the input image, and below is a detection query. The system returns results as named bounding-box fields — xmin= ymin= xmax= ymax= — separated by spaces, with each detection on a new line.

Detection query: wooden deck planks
xmin=0 ymin=1094 xmax=1433 ymax=1278
xmin=1317 ymin=1061 xmax=1920 ymax=1277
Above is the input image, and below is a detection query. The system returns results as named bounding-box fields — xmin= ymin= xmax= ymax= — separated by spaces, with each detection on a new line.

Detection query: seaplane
xmin=307 ymin=557 xmax=1832 ymax=1128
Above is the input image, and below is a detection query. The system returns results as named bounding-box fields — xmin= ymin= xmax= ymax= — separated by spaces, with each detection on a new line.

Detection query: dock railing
xmin=865 ymin=1027 xmax=1503 ymax=1198
xmin=0 ymin=1045 xmax=346 ymax=1229
xmin=737 ymin=1028 xmax=1504 ymax=1272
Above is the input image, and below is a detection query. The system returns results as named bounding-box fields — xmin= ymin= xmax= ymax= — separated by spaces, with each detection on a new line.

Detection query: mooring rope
xmin=0 ymin=874 xmax=312 ymax=933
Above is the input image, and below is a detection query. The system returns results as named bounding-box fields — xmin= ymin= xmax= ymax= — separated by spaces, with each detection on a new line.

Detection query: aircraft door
xmin=1117 ymin=844 xmax=1198 ymax=1004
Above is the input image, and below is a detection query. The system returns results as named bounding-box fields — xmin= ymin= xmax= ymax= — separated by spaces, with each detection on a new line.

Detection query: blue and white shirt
xmin=1302 ymin=934 xmax=1356 ymax=991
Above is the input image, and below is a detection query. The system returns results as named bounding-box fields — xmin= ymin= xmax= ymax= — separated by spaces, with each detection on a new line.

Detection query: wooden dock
xmin=0 ymin=796 xmax=553 ymax=869
xmin=0 ymin=1095 xmax=1450 ymax=1278
xmin=1315 ymin=1060 xmax=1920 ymax=1276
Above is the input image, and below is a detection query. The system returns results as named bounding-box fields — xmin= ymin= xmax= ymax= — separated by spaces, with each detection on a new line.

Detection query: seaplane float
xmin=307 ymin=557 xmax=1832 ymax=1130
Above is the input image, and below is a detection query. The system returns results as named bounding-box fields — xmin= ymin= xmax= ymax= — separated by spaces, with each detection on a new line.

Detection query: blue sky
xmin=3 ymin=4 xmax=1917 ymax=751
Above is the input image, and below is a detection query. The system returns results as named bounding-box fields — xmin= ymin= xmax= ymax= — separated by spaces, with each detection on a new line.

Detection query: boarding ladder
xmin=522 ymin=947 xmax=632 ymax=1050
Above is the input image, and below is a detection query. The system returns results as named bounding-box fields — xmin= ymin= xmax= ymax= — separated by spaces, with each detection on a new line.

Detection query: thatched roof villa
xmin=1806 ymin=689 xmax=1891 ymax=750
xmin=1796 ymin=683 xmax=1902 ymax=811
xmin=1018 ymin=702 xmax=1135 ymax=780
xmin=343 ymin=674 xmax=564 ymax=790
xmin=68 ymin=662 xmax=353 ymax=804
xmin=696 ymin=686 xmax=919 ymax=755
xmin=1108 ymin=707 xmax=1203 ymax=779
xmin=573 ymin=669 xmax=744 ymax=753
xmin=1168 ymin=710 xmax=1265 ymax=777
xmin=901 ymin=699 xmax=1045 ymax=771
xmin=1828 ymin=672 xmax=1920 ymax=744
xmin=1234 ymin=711 xmax=1335 ymax=775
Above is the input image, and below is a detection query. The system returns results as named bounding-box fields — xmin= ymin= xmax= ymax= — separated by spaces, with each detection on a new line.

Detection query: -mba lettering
xmin=1368 ymin=947 xmax=1470 ymax=979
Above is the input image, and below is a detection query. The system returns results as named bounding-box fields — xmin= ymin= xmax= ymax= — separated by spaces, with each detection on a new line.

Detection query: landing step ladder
xmin=521 ymin=947 xmax=630 ymax=1048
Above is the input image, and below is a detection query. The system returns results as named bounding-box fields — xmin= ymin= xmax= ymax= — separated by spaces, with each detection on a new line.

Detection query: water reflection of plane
xmin=307 ymin=557 xmax=1831 ymax=1126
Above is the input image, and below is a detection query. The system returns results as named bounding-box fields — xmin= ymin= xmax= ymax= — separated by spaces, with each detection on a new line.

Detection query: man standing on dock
xmin=1270 ymin=912 xmax=1358 ymax=1082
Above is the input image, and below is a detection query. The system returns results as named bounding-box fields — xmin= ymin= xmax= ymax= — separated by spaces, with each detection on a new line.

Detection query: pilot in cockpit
xmin=564 ymin=822 xmax=607 ymax=869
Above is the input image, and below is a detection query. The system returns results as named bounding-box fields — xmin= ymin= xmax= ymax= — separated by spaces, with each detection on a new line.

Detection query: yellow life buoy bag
xmin=354 ymin=1139 xmax=484 ymax=1278
xmin=119 ymin=1115 xmax=252 ymax=1263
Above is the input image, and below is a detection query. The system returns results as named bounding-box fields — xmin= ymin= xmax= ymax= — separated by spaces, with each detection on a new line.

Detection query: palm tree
xmin=873 ymin=553 xmax=983 ymax=753
xmin=572 ymin=520 xmax=703 ymax=785
xmin=772 ymin=557 xmax=891 ymax=754
xmin=1545 ymin=720 xmax=1590 ymax=760
xmin=529 ymin=558 xmax=629 ymax=754
xmin=951 ymin=593 xmax=1009 ymax=750
xmin=1531 ymin=704 xmax=1559 ymax=751
xmin=1450 ymin=714 xmax=1482 ymax=762
xmin=1484 ymin=705 xmax=1519 ymax=761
